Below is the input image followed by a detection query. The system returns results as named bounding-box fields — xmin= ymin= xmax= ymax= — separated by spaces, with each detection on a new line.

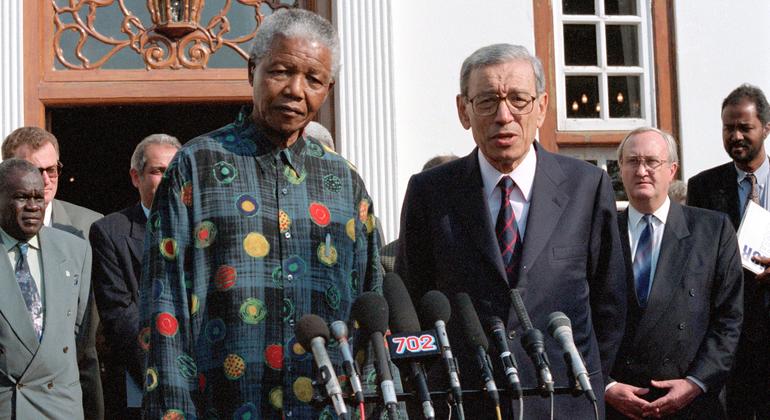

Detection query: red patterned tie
xmin=496 ymin=176 xmax=521 ymax=286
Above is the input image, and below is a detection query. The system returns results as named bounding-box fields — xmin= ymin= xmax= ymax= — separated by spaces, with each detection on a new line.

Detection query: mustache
xmin=730 ymin=140 xmax=751 ymax=148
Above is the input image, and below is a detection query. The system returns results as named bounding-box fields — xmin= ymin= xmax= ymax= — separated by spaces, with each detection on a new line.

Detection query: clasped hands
xmin=605 ymin=378 xmax=702 ymax=419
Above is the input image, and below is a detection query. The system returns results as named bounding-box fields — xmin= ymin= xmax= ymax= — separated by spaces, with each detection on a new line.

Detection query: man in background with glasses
xmin=609 ymin=127 xmax=742 ymax=419
xmin=396 ymin=43 xmax=627 ymax=419
xmin=2 ymin=126 xmax=104 ymax=420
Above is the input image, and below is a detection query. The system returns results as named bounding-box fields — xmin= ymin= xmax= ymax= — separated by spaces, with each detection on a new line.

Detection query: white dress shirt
xmin=1 ymin=227 xmax=45 ymax=315
xmin=478 ymin=143 xmax=537 ymax=239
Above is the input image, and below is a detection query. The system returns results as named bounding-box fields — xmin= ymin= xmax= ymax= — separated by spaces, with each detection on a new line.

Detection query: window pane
xmin=605 ymin=25 xmax=639 ymax=66
xmin=606 ymin=160 xmax=628 ymax=201
xmin=563 ymin=0 xmax=595 ymax=15
xmin=564 ymin=24 xmax=598 ymax=66
xmin=608 ymin=76 xmax=642 ymax=118
xmin=604 ymin=0 xmax=637 ymax=15
xmin=566 ymin=76 xmax=600 ymax=118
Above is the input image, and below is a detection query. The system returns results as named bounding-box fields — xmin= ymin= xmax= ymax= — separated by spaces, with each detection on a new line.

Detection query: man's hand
xmin=605 ymin=382 xmax=651 ymax=420
xmin=642 ymin=378 xmax=702 ymax=418
xmin=751 ymin=255 xmax=770 ymax=284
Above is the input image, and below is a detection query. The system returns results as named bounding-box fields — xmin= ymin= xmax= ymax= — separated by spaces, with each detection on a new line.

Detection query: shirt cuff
xmin=686 ymin=376 xmax=707 ymax=393
xmin=605 ymin=381 xmax=618 ymax=391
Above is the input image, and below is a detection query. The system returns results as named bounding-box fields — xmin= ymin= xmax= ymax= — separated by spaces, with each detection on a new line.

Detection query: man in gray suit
xmin=2 ymin=127 xmax=103 ymax=419
xmin=0 ymin=159 xmax=93 ymax=419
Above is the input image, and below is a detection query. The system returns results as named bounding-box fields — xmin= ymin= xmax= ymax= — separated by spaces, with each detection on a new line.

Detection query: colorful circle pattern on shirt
xmin=309 ymin=202 xmax=331 ymax=226
xmin=205 ymin=318 xmax=226 ymax=343
xmin=317 ymin=243 xmax=338 ymax=266
xmin=239 ymin=297 xmax=267 ymax=324
xmin=176 ymin=353 xmax=197 ymax=379
xmin=138 ymin=326 xmax=151 ymax=352
xmin=145 ymin=367 xmax=159 ymax=391
xmin=213 ymin=161 xmax=238 ymax=184
xmin=323 ymin=174 xmax=342 ymax=192
xmin=223 ymin=353 xmax=246 ymax=380
xmin=159 ymin=238 xmax=177 ymax=260
xmin=194 ymin=220 xmax=217 ymax=248
xmin=236 ymin=193 xmax=260 ymax=217
xmin=234 ymin=402 xmax=259 ymax=419
xmin=293 ymin=376 xmax=314 ymax=403
xmin=281 ymin=298 xmax=295 ymax=322
xmin=180 ymin=181 xmax=193 ymax=207
xmin=264 ymin=344 xmax=283 ymax=370
xmin=279 ymin=210 xmax=291 ymax=232
xmin=282 ymin=255 xmax=306 ymax=278
xmin=215 ymin=265 xmax=237 ymax=291
xmin=156 ymin=312 xmax=179 ymax=337
xmin=243 ymin=232 xmax=270 ymax=258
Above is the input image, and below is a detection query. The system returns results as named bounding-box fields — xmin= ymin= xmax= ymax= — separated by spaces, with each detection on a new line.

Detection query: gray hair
xmin=668 ymin=179 xmax=687 ymax=204
xmin=460 ymin=44 xmax=545 ymax=97
xmin=617 ymin=126 xmax=679 ymax=164
xmin=722 ymin=83 xmax=770 ymax=125
xmin=0 ymin=158 xmax=41 ymax=192
xmin=249 ymin=9 xmax=340 ymax=77
xmin=131 ymin=134 xmax=181 ymax=173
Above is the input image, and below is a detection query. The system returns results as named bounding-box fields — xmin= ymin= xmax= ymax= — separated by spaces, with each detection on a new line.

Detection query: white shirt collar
xmin=478 ymin=143 xmax=537 ymax=202
xmin=0 ymin=227 xmax=40 ymax=252
xmin=628 ymin=196 xmax=671 ymax=227
xmin=43 ymin=202 xmax=53 ymax=227
xmin=141 ymin=203 xmax=151 ymax=219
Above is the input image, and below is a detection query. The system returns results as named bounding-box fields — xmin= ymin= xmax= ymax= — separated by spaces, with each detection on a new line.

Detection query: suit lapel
xmin=714 ymin=164 xmax=741 ymax=228
xmin=450 ymin=150 xmax=509 ymax=285
xmin=0 ymin=236 xmax=41 ymax=356
xmin=633 ymin=202 xmax=691 ymax=345
xmin=517 ymin=145 xmax=569 ymax=288
xmin=39 ymin=228 xmax=71 ymax=347
xmin=127 ymin=204 xmax=147 ymax=265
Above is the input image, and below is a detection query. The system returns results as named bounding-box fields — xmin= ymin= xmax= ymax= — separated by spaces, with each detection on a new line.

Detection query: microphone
xmin=330 ymin=320 xmax=365 ymax=406
xmin=547 ymin=312 xmax=597 ymax=402
xmin=486 ymin=316 xmax=522 ymax=396
xmin=352 ymin=292 xmax=399 ymax=419
xmin=295 ymin=314 xmax=348 ymax=417
xmin=419 ymin=290 xmax=465 ymax=420
xmin=383 ymin=273 xmax=435 ymax=420
xmin=509 ymin=289 xmax=554 ymax=395
xmin=454 ymin=293 xmax=500 ymax=411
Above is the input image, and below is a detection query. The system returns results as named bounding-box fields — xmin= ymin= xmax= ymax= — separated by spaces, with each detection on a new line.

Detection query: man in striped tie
xmin=608 ymin=127 xmax=743 ymax=419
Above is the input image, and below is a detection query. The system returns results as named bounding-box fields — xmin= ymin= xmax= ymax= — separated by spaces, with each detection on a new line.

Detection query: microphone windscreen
xmin=547 ymin=311 xmax=571 ymax=337
xmin=383 ymin=273 xmax=421 ymax=333
xmin=419 ymin=290 xmax=451 ymax=328
xmin=485 ymin=315 xmax=505 ymax=332
xmin=296 ymin=314 xmax=330 ymax=351
xmin=454 ymin=293 xmax=489 ymax=350
xmin=352 ymin=291 xmax=389 ymax=334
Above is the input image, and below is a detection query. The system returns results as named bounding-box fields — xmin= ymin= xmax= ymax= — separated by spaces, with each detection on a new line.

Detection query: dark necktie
xmin=746 ymin=173 xmax=760 ymax=206
xmin=15 ymin=243 xmax=43 ymax=340
xmin=633 ymin=215 xmax=653 ymax=308
xmin=496 ymin=176 xmax=521 ymax=286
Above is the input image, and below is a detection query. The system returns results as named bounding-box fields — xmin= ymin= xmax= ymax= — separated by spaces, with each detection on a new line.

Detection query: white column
xmin=0 ymin=0 xmax=24 ymax=140
xmin=334 ymin=0 xmax=399 ymax=243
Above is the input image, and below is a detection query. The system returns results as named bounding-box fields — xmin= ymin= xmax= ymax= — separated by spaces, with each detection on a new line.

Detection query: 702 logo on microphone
xmin=387 ymin=330 xmax=441 ymax=360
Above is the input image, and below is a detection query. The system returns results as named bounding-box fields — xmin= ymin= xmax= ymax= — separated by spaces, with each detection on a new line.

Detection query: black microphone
xmin=295 ymin=314 xmax=348 ymax=417
xmin=454 ymin=293 xmax=500 ymax=411
xmin=509 ymin=289 xmax=554 ymax=395
xmin=330 ymin=320 xmax=365 ymax=405
xmin=486 ymin=316 xmax=522 ymax=396
xmin=352 ymin=292 xmax=399 ymax=419
xmin=383 ymin=273 xmax=435 ymax=420
xmin=419 ymin=290 xmax=465 ymax=420
xmin=547 ymin=312 xmax=596 ymax=402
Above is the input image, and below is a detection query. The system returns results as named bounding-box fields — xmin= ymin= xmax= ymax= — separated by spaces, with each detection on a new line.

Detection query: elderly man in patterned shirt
xmin=140 ymin=9 xmax=382 ymax=419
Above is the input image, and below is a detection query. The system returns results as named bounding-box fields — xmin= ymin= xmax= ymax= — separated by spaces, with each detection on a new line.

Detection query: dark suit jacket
xmin=610 ymin=203 xmax=743 ymax=419
xmin=50 ymin=198 xmax=104 ymax=420
xmin=687 ymin=161 xmax=770 ymax=413
xmin=89 ymin=204 xmax=146 ymax=414
xmin=0 ymin=227 xmax=92 ymax=418
xmin=396 ymin=144 xmax=627 ymax=419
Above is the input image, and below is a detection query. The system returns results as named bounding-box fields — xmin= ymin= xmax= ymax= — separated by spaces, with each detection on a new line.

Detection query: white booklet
xmin=737 ymin=201 xmax=770 ymax=274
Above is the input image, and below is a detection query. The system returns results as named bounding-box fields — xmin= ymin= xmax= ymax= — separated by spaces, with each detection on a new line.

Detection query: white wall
xmin=388 ymin=0 xmax=535 ymax=238
xmin=675 ymin=1 xmax=770 ymax=180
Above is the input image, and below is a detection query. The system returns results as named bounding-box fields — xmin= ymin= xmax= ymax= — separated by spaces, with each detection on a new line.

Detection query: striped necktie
xmin=496 ymin=176 xmax=521 ymax=286
xmin=633 ymin=215 xmax=653 ymax=308
xmin=16 ymin=243 xmax=43 ymax=340
xmin=746 ymin=173 xmax=760 ymax=206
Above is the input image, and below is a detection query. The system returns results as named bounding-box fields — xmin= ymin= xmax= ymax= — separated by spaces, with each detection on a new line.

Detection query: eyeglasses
xmin=466 ymin=92 xmax=538 ymax=116
xmin=622 ymin=156 xmax=667 ymax=171
xmin=38 ymin=161 xmax=64 ymax=179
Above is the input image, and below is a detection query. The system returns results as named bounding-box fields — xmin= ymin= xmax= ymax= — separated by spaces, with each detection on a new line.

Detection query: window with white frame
xmin=560 ymin=146 xmax=628 ymax=201
xmin=553 ymin=0 xmax=654 ymax=131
